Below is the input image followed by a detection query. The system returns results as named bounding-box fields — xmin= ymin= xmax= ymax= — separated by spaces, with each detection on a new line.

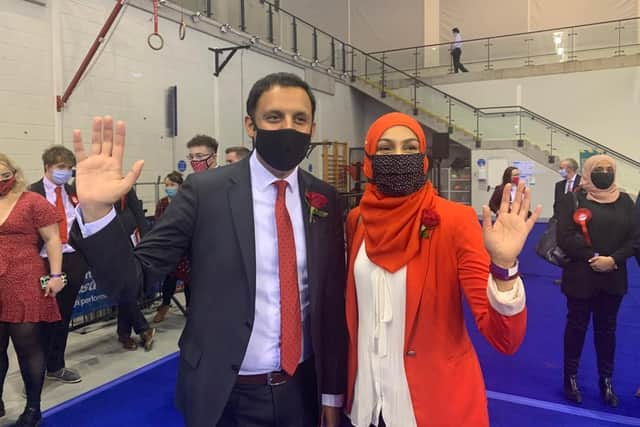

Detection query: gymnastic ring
xmin=179 ymin=22 xmax=187 ymax=40
xmin=147 ymin=32 xmax=164 ymax=51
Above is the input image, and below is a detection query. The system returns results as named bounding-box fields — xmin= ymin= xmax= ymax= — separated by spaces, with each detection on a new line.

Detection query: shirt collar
xmin=249 ymin=150 xmax=299 ymax=194
xmin=43 ymin=175 xmax=62 ymax=191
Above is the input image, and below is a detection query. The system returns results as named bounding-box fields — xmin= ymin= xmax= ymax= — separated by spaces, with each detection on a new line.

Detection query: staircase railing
xmin=173 ymin=0 xmax=640 ymax=194
xmin=367 ymin=16 xmax=640 ymax=78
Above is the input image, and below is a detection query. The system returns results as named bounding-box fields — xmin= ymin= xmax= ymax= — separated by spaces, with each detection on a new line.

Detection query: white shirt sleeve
xmin=75 ymin=206 xmax=117 ymax=238
xmin=321 ymin=393 xmax=344 ymax=408
xmin=486 ymin=275 xmax=526 ymax=316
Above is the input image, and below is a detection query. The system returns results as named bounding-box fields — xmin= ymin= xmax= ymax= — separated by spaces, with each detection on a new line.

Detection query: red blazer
xmin=345 ymin=197 xmax=527 ymax=427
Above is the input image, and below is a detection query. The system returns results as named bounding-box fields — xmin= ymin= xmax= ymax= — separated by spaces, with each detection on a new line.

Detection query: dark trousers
xmin=42 ymin=251 xmax=88 ymax=372
xmin=217 ymin=359 xmax=318 ymax=427
xmin=161 ymin=276 xmax=191 ymax=307
xmin=451 ymin=48 xmax=468 ymax=73
xmin=117 ymin=300 xmax=149 ymax=337
xmin=564 ymin=292 xmax=623 ymax=378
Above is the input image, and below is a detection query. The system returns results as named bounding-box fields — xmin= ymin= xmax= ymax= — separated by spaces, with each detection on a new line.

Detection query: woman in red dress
xmin=0 ymin=154 xmax=64 ymax=427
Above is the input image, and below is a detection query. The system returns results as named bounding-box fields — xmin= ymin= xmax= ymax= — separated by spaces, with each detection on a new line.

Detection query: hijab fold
xmin=580 ymin=154 xmax=619 ymax=204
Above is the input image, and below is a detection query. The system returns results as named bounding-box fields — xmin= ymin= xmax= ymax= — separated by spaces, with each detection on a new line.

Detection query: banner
xmin=71 ymin=271 xmax=112 ymax=319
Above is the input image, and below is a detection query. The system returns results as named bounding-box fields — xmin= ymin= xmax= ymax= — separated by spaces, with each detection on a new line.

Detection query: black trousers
xmin=42 ymin=251 xmax=88 ymax=372
xmin=117 ymin=300 xmax=149 ymax=337
xmin=217 ymin=359 xmax=318 ymax=427
xmin=160 ymin=276 xmax=191 ymax=307
xmin=451 ymin=48 xmax=468 ymax=73
xmin=564 ymin=291 xmax=623 ymax=378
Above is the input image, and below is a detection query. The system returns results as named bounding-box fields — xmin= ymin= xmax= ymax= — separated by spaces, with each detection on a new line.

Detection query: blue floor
xmin=43 ymin=223 xmax=640 ymax=426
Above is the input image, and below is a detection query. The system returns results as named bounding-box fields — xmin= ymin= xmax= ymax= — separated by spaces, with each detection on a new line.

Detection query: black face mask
xmin=371 ymin=153 xmax=427 ymax=197
xmin=253 ymin=127 xmax=311 ymax=172
xmin=590 ymin=171 xmax=614 ymax=190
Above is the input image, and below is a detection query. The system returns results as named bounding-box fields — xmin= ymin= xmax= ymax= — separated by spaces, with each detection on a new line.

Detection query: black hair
xmin=246 ymin=72 xmax=316 ymax=123
xmin=502 ymin=166 xmax=519 ymax=185
xmin=452 ymin=27 xmax=460 ymax=33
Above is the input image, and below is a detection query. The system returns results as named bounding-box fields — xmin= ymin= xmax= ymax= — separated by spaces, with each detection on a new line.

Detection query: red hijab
xmin=359 ymin=112 xmax=436 ymax=272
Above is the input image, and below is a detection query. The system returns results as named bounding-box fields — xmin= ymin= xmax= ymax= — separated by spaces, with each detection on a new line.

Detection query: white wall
xmin=471 ymin=149 xmax=559 ymax=219
xmin=0 ymin=0 xmax=367 ymax=211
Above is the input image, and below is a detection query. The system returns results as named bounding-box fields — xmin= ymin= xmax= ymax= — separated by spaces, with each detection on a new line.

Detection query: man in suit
xmin=552 ymin=158 xmax=581 ymax=285
xmin=553 ymin=158 xmax=581 ymax=218
xmin=30 ymin=146 xmax=87 ymax=384
xmin=69 ymin=73 xmax=347 ymax=427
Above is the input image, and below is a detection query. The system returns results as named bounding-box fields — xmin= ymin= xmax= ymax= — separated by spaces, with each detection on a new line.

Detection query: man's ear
xmin=244 ymin=115 xmax=257 ymax=139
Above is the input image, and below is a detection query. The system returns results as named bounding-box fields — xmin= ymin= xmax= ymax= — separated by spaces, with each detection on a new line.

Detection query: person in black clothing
xmin=152 ymin=172 xmax=191 ymax=323
xmin=114 ymin=188 xmax=156 ymax=351
xmin=553 ymin=158 xmax=581 ymax=218
xmin=489 ymin=166 xmax=520 ymax=214
xmin=551 ymin=158 xmax=581 ymax=285
xmin=557 ymin=154 xmax=638 ymax=407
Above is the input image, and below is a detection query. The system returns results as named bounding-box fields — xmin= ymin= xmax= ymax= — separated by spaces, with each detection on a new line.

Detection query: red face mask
xmin=190 ymin=155 xmax=212 ymax=172
xmin=511 ymin=176 xmax=520 ymax=185
xmin=0 ymin=177 xmax=16 ymax=197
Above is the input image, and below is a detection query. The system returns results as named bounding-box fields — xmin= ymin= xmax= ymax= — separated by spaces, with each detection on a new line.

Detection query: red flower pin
xmin=305 ymin=191 xmax=329 ymax=223
xmin=420 ymin=208 xmax=440 ymax=239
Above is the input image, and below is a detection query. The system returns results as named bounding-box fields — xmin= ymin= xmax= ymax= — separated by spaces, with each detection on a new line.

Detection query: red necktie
xmin=274 ymin=180 xmax=301 ymax=375
xmin=55 ymin=186 xmax=68 ymax=244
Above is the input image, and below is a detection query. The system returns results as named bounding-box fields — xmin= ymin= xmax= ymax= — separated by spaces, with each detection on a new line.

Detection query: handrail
xmin=368 ymin=16 xmax=640 ymax=54
xmin=477 ymin=107 xmax=640 ymax=167
xmin=171 ymin=0 xmax=639 ymax=168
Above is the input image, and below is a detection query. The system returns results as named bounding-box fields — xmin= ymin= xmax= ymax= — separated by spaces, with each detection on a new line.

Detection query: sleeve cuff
xmin=487 ymin=275 xmax=526 ymax=316
xmin=321 ymin=394 xmax=344 ymax=408
xmin=76 ymin=206 xmax=117 ymax=238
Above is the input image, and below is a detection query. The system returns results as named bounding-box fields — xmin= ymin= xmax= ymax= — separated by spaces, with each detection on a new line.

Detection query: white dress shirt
xmin=240 ymin=151 xmax=312 ymax=374
xmin=350 ymin=241 xmax=525 ymax=426
xmin=40 ymin=175 xmax=77 ymax=257
xmin=565 ymin=177 xmax=576 ymax=194
xmin=452 ymin=33 xmax=462 ymax=49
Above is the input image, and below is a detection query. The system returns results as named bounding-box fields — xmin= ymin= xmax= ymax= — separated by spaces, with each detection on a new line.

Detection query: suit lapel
xmin=297 ymin=170 xmax=319 ymax=304
xmin=30 ymin=179 xmax=45 ymax=196
xmin=228 ymin=161 xmax=257 ymax=303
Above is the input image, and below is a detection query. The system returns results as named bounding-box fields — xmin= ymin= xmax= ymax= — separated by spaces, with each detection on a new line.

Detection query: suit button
xmin=245 ymin=320 xmax=252 ymax=329
xmin=406 ymin=350 xmax=416 ymax=357
xmin=231 ymin=364 xmax=239 ymax=372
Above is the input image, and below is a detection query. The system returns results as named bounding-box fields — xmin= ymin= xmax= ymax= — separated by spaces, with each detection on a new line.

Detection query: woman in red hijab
xmin=345 ymin=113 xmax=541 ymax=427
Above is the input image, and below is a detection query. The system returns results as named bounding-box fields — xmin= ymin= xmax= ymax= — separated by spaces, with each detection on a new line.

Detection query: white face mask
xmin=559 ymin=168 xmax=568 ymax=178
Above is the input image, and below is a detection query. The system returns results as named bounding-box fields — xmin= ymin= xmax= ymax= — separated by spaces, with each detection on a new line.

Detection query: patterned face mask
xmin=0 ymin=176 xmax=16 ymax=197
xmin=371 ymin=153 xmax=426 ymax=197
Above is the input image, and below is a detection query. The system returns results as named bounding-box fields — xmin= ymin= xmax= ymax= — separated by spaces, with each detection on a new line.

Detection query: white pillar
xmin=424 ymin=0 xmax=440 ymax=67
xmin=50 ymin=0 xmax=63 ymax=145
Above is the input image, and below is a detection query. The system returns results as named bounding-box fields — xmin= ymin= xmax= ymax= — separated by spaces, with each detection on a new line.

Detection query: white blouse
xmin=349 ymin=243 xmax=417 ymax=427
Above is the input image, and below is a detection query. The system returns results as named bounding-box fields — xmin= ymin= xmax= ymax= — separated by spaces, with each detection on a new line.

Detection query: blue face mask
xmin=52 ymin=169 xmax=73 ymax=185
xmin=165 ymin=188 xmax=178 ymax=198
xmin=559 ymin=168 xmax=568 ymax=178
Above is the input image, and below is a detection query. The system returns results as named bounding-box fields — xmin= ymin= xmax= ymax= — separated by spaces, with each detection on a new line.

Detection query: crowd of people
xmin=0 ymin=71 xmax=638 ymax=427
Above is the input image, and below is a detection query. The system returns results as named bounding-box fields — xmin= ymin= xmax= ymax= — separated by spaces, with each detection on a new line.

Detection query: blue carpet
xmin=43 ymin=224 xmax=640 ymax=426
